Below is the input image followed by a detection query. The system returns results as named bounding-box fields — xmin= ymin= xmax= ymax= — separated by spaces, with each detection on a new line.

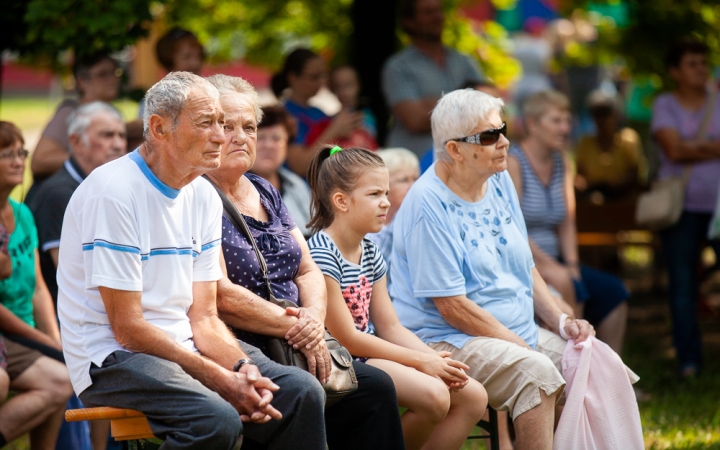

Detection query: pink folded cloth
xmin=553 ymin=337 xmax=643 ymax=450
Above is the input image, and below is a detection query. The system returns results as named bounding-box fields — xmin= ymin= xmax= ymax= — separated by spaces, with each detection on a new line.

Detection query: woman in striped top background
xmin=507 ymin=90 xmax=629 ymax=354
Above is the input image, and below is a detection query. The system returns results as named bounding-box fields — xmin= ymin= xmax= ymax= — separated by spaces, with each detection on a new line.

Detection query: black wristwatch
xmin=233 ymin=358 xmax=254 ymax=372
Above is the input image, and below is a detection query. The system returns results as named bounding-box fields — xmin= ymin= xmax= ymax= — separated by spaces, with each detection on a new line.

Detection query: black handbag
xmin=206 ymin=176 xmax=358 ymax=406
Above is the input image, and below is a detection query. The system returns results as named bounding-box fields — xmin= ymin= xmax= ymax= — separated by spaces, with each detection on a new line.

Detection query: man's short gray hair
xmin=67 ymin=101 xmax=123 ymax=145
xmin=206 ymin=74 xmax=263 ymax=123
xmin=143 ymin=71 xmax=219 ymax=135
xmin=431 ymin=89 xmax=505 ymax=162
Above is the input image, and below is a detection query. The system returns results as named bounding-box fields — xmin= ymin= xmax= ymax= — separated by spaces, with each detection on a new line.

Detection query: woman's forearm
xmin=216 ymin=277 xmax=297 ymax=337
xmin=32 ymin=254 xmax=61 ymax=341
xmin=532 ymin=268 xmax=564 ymax=332
xmin=0 ymin=304 xmax=60 ymax=349
xmin=433 ymin=295 xmax=530 ymax=348
xmin=557 ymin=218 xmax=579 ymax=266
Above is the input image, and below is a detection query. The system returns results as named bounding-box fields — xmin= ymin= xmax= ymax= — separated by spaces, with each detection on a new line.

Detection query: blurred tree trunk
xmin=351 ymin=0 xmax=399 ymax=146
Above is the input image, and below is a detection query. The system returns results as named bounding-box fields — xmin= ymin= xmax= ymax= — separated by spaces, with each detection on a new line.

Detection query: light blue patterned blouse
xmin=390 ymin=165 xmax=539 ymax=349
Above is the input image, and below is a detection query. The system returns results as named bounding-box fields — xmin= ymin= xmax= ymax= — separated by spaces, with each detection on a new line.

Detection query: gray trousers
xmin=79 ymin=342 xmax=326 ymax=450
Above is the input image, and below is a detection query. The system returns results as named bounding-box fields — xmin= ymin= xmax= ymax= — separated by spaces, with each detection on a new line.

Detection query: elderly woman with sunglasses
xmin=390 ymin=89 xmax=596 ymax=450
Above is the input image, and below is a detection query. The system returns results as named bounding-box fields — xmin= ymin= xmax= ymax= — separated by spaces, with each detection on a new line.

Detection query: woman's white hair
xmin=143 ymin=71 xmax=219 ymax=136
xmin=376 ymin=148 xmax=419 ymax=174
xmin=67 ymin=101 xmax=123 ymax=145
xmin=431 ymin=89 xmax=504 ymax=162
xmin=206 ymin=74 xmax=263 ymax=123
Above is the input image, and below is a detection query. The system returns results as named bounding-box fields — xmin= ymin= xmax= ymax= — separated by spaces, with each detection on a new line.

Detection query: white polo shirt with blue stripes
xmin=57 ymin=150 xmax=223 ymax=395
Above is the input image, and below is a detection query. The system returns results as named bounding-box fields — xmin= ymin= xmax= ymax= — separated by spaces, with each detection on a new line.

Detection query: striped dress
xmin=508 ymin=144 xmax=566 ymax=258
xmin=308 ymin=231 xmax=386 ymax=333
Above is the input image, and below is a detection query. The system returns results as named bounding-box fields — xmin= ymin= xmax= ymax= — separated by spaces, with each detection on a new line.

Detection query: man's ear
xmin=147 ymin=114 xmax=170 ymax=142
xmin=68 ymin=133 xmax=83 ymax=155
xmin=331 ymin=190 xmax=348 ymax=213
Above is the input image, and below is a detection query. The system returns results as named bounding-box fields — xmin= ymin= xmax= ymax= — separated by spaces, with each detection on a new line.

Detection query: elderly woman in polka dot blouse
xmin=206 ymin=74 xmax=405 ymax=450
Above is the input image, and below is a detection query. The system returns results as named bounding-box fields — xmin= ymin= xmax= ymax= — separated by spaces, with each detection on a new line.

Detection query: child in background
xmin=306 ymin=146 xmax=487 ymax=450
xmin=311 ymin=66 xmax=378 ymax=150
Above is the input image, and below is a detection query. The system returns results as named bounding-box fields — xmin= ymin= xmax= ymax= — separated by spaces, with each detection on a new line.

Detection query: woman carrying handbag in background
xmin=650 ymin=40 xmax=720 ymax=379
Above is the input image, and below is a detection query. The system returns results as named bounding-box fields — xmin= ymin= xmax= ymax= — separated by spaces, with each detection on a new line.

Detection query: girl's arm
xmin=557 ymin=152 xmax=580 ymax=278
xmin=324 ymin=275 xmax=468 ymax=386
xmin=369 ymin=276 xmax=434 ymax=354
xmin=31 ymin=250 xmax=61 ymax=342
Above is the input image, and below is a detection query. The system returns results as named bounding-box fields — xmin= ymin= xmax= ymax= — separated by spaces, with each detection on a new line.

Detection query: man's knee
xmin=280 ymin=367 xmax=325 ymax=411
xmin=187 ymin=394 xmax=242 ymax=448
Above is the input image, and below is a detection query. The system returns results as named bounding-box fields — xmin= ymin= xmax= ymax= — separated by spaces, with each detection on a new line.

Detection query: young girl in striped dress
xmin=306 ymin=145 xmax=487 ymax=450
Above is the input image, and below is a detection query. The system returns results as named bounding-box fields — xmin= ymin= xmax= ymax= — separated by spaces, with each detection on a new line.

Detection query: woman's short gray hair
xmin=431 ymin=89 xmax=504 ymax=162
xmin=143 ymin=71 xmax=219 ymax=135
xmin=67 ymin=101 xmax=123 ymax=144
xmin=206 ymin=74 xmax=263 ymax=123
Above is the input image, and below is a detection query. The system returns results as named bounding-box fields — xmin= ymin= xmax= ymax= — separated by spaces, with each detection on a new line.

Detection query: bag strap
xmin=203 ymin=175 xmax=282 ymax=307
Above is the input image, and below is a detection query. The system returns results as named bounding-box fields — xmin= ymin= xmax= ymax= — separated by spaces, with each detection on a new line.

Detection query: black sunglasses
xmin=448 ymin=122 xmax=507 ymax=146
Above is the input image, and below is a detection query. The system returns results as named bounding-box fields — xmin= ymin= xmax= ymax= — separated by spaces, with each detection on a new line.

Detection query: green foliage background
xmin=561 ymin=0 xmax=720 ymax=89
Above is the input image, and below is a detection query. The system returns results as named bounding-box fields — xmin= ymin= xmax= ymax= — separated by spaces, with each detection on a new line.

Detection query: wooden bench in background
xmin=66 ymin=407 xmax=154 ymax=448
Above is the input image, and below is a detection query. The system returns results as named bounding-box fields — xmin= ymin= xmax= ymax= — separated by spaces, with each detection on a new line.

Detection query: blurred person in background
xmin=28 ymin=102 xmax=126 ymax=450
xmin=30 ymin=53 xmax=121 ymax=188
xmin=250 ymin=105 xmax=313 ymax=238
xmin=271 ymin=48 xmax=364 ymax=178
xmin=367 ymin=148 xmax=419 ymax=274
xmin=382 ymin=0 xmax=483 ymax=158
xmin=137 ymin=27 xmax=205 ymax=119
xmin=0 ymin=121 xmax=74 ymax=450
xmin=508 ymin=90 xmax=629 ymax=355
xmin=129 ymin=27 xmax=207 ymax=150
xmin=575 ymin=90 xmax=644 ymax=201
xmin=651 ymin=40 xmax=720 ymax=378
xmin=323 ymin=65 xmax=378 ymax=149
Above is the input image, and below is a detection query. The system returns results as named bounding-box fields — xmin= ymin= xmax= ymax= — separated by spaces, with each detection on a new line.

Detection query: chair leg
xmin=488 ymin=407 xmax=499 ymax=450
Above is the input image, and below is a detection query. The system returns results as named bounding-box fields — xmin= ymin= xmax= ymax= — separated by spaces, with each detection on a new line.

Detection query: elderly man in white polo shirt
xmin=57 ymin=72 xmax=326 ymax=449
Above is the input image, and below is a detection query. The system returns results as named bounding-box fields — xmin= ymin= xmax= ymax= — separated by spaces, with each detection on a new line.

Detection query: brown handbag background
xmin=206 ymin=177 xmax=358 ymax=406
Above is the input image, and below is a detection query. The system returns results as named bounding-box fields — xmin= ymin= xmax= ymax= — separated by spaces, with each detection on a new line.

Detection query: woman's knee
xmin=31 ymin=358 xmax=74 ymax=404
xmin=0 ymin=369 xmax=8 ymax=401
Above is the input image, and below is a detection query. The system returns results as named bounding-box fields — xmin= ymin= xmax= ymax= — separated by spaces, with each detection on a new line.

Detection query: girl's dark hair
xmin=270 ymin=48 xmax=319 ymax=98
xmin=306 ymin=146 xmax=385 ymax=234
xmin=258 ymin=105 xmax=297 ymax=143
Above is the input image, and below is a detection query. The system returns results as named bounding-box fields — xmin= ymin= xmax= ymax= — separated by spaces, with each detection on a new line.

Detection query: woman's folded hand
xmin=285 ymin=306 xmax=325 ymax=350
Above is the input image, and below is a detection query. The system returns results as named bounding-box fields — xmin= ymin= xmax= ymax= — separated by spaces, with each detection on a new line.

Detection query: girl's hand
xmin=415 ymin=351 xmax=469 ymax=387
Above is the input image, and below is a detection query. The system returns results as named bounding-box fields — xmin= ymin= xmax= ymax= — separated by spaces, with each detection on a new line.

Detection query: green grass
xmin=622 ymin=292 xmax=720 ymax=449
